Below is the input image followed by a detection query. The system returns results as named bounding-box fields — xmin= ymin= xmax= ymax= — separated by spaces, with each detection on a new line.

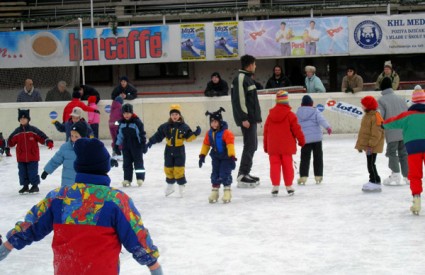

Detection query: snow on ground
xmin=1 ymin=134 xmax=425 ymax=275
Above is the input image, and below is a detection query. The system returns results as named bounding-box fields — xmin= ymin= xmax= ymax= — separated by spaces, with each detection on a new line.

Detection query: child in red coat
xmin=263 ymin=91 xmax=305 ymax=196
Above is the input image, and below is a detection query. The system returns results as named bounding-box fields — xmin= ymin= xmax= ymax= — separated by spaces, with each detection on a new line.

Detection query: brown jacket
xmin=355 ymin=110 xmax=384 ymax=153
xmin=341 ymin=74 xmax=363 ymax=93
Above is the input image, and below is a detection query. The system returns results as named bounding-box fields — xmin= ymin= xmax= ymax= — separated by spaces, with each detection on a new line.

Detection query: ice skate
xmin=297 ymin=177 xmax=307 ymax=185
xmin=362 ymin=182 xmax=382 ymax=192
xmin=222 ymin=186 xmax=232 ymax=203
xmin=248 ymin=174 xmax=260 ymax=186
xmin=18 ymin=185 xmax=29 ymax=194
xmin=286 ymin=185 xmax=295 ymax=196
xmin=208 ymin=188 xmax=219 ymax=203
xmin=410 ymin=195 xmax=421 ymax=215
xmin=136 ymin=180 xmax=144 ymax=187
xmin=271 ymin=185 xmax=279 ymax=197
xmin=178 ymin=184 xmax=185 ymax=197
xmin=165 ymin=184 xmax=175 ymax=197
xmin=122 ymin=180 xmax=131 ymax=187
xmin=237 ymin=174 xmax=257 ymax=188
xmin=315 ymin=176 xmax=323 ymax=184
xmin=383 ymin=172 xmax=402 ymax=186
xmin=28 ymin=185 xmax=39 ymax=194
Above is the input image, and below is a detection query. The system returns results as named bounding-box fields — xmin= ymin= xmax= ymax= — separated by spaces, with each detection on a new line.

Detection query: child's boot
xmin=29 ymin=185 xmax=39 ymax=194
xmin=122 ymin=180 xmax=131 ymax=187
xmin=18 ymin=185 xmax=29 ymax=194
xmin=411 ymin=195 xmax=421 ymax=215
xmin=137 ymin=180 xmax=144 ymax=187
xmin=222 ymin=186 xmax=232 ymax=203
xmin=165 ymin=184 xmax=175 ymax=197
xmin=209 ymin=187 xmax=219 ymax=203
xmin=297 ymin=177 xmax=307 ymax=185
xmin=315 ymin=176 xmax=323 ymax=184
xmin=286 ymin=185 xmax=295 ymax=196
xmin=178 ymin=184 xmax=185 ymax=197
xmin=271 ymin=185 xmax=279 ymax=197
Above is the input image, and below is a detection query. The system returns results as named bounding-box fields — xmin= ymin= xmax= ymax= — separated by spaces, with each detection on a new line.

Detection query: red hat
xmin=361 ymin=96 xmax=378 ymax=110
xmin=88 ymin=96 xmax=97 ymax=104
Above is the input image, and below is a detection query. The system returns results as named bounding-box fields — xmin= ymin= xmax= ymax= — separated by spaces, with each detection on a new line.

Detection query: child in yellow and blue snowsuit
xmin=199 ymin=107 xmax=236 ymax=203
xmin=147 ymin=104 xmax=201 ymax=197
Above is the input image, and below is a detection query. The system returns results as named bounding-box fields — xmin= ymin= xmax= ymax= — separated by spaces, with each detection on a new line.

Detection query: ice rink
xmin=1 ymin=134 xmax=425 ymax=275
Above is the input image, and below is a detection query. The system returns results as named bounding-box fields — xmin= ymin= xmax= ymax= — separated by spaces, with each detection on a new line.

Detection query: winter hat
xmin=70 ymin=107 xmax=83 ymax=118
xmin=169 ymin=104 xmax=182 ymax=115
xmin=384 ymin=60 xmax=392 ymax=69
xmin=18 ymin=109 xmax=30 ymax=121
xmin=205 ymin=107 xmax=225 ymax=123
xmin=88 ymin=96 xmax=97 ymax=104
xmin=361 ymin=96 xmax=378 ymax=110
xmin=414 ymin=85 xmax=422 ymax=90
xmin=301 ymin=95 xmax=314 ymax=106
xmin=72 ymin=90 xmax=81 ymax=99
xmin=211 ymin=72 xmax=221 ymax=79
xmin=70 ymin=121 xmax=88 ymax=138
xmin=114 ymin=96 xmax=124 ymax=105
xmin=411 ymin=88 xmax=425 ymax=104
xmin=119 ymin=76 xmax=129 ymax=82
xmin=380 ymin=77 xmax=392 ymax=90
xmin=276 ymin=90 xmax=289 ymax=105
xmin=122 ymin=103 xmax=133 ymax=114
xmin=74 ymin=138 xmax=110 ymax=175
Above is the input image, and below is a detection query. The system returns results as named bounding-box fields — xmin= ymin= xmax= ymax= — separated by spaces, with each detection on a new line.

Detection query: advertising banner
xmin=349 ymin=14 xmax=425 ymax=55
xmin=180 ymin=23 xmax=206 ymax=60
xmin=214 ymin=22 xmax=238 ymax=58
xmin=325 ymin=99 xmax=363 ymax=119
xmin=244 ymin=17 xmax=348 ymax=57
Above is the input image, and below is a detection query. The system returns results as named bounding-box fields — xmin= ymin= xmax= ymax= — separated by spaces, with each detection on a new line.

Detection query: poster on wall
xmin=349 ymin=14 xmax=425 ymax=55
xmin=214 ymin=22 xmax=238 ymax=58
xmin=180 ymin=23 xmax=206 ymax=60
xmin=243 ymin=17 xmax=349 ymax=58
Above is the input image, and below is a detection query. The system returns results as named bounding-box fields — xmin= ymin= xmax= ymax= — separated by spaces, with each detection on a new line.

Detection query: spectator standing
xmin=375 ymin=61 xmax=400 ymax=90
xmin=341 ymin=66 xmax=364 ymax=93
xmin=17 ymin=79 xmax=42 ymax=102
xmin=265 ymin=65 xmax=292 ymax=89
xmin=204 ymin=72 xmax=229 ymax=97
xmin=305 ymin=65 xmax=326 ymax=93
xmin=45 ymin=81 xmax=72 ymax=101
xmin=111 ymin=76 xmax=138 ymax=100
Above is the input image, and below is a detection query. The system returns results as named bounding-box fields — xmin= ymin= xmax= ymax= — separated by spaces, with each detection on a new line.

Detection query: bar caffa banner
xmin=180 ymin=24 xmax=206 ymax=60
xmin=214 ymin=22 xmax=238 ymax=58
xmin=325 ymin=99 xmax=364 ymax=119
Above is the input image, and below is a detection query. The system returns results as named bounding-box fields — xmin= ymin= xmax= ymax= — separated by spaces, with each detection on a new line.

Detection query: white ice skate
xmin=411 ymin=195 xmax=421 ymax=215
xmin=271 ymin=185 xmax=279 ymax=197
xmin=178 ymin=184 xmax=185 ymax=197
xmin=165 ymin=184 xmax=175 ymax=197
xmin=315 ymin=176 xmax=323 ymax=184
xmin=222 ymin=186 xmax=232 ymax=203
xmin=404 ymin=177 xmax=410 ymax=185
xmin=209 ymin=188 xmax=219 ymax=203
xmin=383 ymin=173 xmax=402 ymax=186
xmin=137 ymin=180 xmax=144 ymax=187
xmin=286 ymin=185 xmax=295 ymax=196
xmin=297 ymin=177 xmax=307 ymax=185
xmin=122 ymin=180 xmax=131 ymax=187
xmin=362 ymin=182 xmax=382 ymax=192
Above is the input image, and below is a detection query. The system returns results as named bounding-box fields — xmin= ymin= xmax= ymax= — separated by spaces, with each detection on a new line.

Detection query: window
xmin=84 ymin=65 xmax=113 ymax=83
xmin=135 ymin=62 xmax=190 ymax=80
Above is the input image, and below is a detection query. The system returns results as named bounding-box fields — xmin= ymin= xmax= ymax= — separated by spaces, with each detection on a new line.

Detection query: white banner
xmin=325 ymin=99 xmax=363 ymax=119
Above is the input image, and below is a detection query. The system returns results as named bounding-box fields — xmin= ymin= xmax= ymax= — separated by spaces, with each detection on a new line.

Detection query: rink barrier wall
xmin=0 ymin=90 xmax=414 ymax=141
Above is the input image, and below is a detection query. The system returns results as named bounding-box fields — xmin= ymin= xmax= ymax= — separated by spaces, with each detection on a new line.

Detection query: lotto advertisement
xmin=180 ymin=23 xmax=206 ymax=60
xmin=214 ymin=22 xmax=238 ymax=58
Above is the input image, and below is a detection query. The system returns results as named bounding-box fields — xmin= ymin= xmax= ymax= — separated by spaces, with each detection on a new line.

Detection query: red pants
xmin=408 ymin=153 xmax=425 ymax=195
xmin=269 ymin=154 xmax=294 ymax=186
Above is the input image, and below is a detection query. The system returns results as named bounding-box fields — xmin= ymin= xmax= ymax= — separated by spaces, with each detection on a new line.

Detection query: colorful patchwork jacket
xmin=6 ymin=173 xmax=159 ymax=275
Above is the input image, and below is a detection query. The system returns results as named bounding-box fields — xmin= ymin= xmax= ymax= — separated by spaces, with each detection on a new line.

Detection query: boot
xmin=315 ymin=176 xmax=323 ymax=184
xmin=271 ymin=185 xmax=279 ymax=197
xmin=5 ymin=147 xmax=11 ymax=157
xmin=29 ymin=185 xmax=39 ymax=194
xmin=297 ymin=177 xmax=307 ymax=185
xmin=383 ymin=172 xmax=402 ymax=186
xmin=122 ymin=180 xmax=131 ymax=187
xmin=208 ymin=187 xmax=219 ymax=203
xmin=237 ymin=174 xmax=257 ymax=188
xmin=286 ymin=185 xmax=295 ymax=196
xmin=178 ymin=184 xmax=185 ymax=197
xmin=411 ymin=195 xmax=421 ymax=215
xmin=247 ymin=174 xmax=260 ymax=186
xmin=165 ymin=184 xmax=175 ymax=197
xmin=222 ymin=186 xmax=232 ymax=203
xmin=137 ymin=180 xmax=144 ymax=187
xmin=18 ymin=185 xmax=29 ymax=194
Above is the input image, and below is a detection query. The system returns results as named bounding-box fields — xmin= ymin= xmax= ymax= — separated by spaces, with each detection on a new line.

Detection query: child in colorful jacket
xmin=383 ymin=87 xmax=425 ymax=215
xmin=87 ymin=95 xmax=100 ymax=138
xmin=115 ymin=103 xmax=147 ymax=187
xmin=355 ymin=96 xmax=385 ymax=193
xmin=199 ymin=107 xmax=236 ymax=203
xmin=7 ymin=109 xmax=54 ymax=194
xmin=53 ymin=107 xmax=93 ymax=141
xmin=109 ymin=95 xmax=124 ymax=158
xmin=147 ymin=104 xmax=201 ymax=197
xmin=263 ymin=91 xmax=305 ymax=196
xmin=296 ymin=95 xmax=332 ymax=185
xmin=42 ymin=121 xmax=88 ymax=187
xmin=0 ymin=138 xmax=163 ymax=275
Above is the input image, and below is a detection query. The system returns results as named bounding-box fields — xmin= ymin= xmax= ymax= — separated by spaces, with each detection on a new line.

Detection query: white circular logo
xmin=354 ymin=20 xmax=383 ymax=49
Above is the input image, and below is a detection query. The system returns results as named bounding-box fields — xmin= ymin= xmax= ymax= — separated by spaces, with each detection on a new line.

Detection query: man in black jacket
xmin=265 ymin=65 xmax=292 ymax=89
xmin=204 ymin=72 xmax=229 ymax=97
xmin=80 ymin=84 xmax=100 ymax=103
xmin=111 ymin=76 xmax=138 ymax=100
xmin=231 ymin=54 xmax=262 ymax=188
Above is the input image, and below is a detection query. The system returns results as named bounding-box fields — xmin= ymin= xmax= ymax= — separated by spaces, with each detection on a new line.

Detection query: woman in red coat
xmin=264 ymin=91 xmax=305 ymax=196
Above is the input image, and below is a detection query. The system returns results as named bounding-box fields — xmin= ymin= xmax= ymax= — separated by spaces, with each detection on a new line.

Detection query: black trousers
xmin=299 ymin=141 xmax=323 ymax=177
xmin=367 ymin=153 xmax=381 ymax=183
xmin=238 ymin=123 xmax=258 ymax=175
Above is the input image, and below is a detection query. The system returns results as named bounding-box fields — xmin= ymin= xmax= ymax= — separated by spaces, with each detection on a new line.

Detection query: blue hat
xmin=74 ymin=138 xmax=110 ymax=175
xmin=115 ymin=96 xmax=124 ymax=105
xmin=71 ymin=121 xmax=88 ymax=138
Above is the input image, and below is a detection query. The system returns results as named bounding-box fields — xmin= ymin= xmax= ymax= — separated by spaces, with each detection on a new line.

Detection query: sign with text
xmin=180 ymin=24 xmax=206 ymax=60
xmin=325 ymin=99 xmax=363 ymax=119
xmin=214 ymin=22 xmax=238 ymax=58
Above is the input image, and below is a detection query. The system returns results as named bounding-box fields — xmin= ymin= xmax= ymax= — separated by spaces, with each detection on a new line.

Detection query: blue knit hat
xmin=74 ymin=138 xmax=110 ymax=175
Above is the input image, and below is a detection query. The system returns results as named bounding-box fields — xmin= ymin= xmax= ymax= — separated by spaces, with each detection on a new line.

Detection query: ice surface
xmin=1 ymin=134 xmax=425 ymax=275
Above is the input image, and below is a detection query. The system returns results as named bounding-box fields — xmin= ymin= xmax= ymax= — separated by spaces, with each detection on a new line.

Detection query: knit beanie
xmin=170 ymin=104 xmax=182 ymax=115
xmin=301 ymin=95 xmax=313 ymax=106
xmin=72 ymin=90 xmax=81 ymax=99
xmin=18 ymin=109 xmax=30 ymax=121
xmin=74 ymin=138 xmax=110 ymax=175
xmin=361 ymin=96 xmax=378 ymax=110
xmin=384 ymin=60 xmax=392 ymax=69
xmin=122 ymin=103 xmax=133 ymax=114
xmin=380 ymin=77 xmax=392 ymax=90
xmin=88 ymin=96 xmax=97 ymax=104
xmin=206 ymin=107 xmax=225 ymax=123
xmin=276 ymin=90 xmax=289 ymax=105
xmin=414 ymin=85 xmax=422 ymax=90
xmin=115 ymin=96 xmax=124 ymax=105
xmin=412 ymin=88 xmax=425 ymax=104
xmin=70 ymin=121 xmax=88 ymax=138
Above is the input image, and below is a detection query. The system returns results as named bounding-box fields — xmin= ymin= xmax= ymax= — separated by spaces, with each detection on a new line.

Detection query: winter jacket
xmin=149 ymin=120 xmax=197 ymax=150
xmin=62 ymin=98 xmax=96 ymax=123
xmin=109 ymin=98 xmax=123 ymax=128
xmin=264 ymin=104 xmax=305 ymax=155
xmin=200 ymin=121 xmax=235 ymax=160
xmin=355 ymin=110 xmax=384 ymax=153
xmin=88 ymin=102 xmax=100 ymax=124
xmin=54 ymin=118 xmax=93 ymax=141
xmin=265 ymin=74 xmax=292 ymax=89
xmin=44 ymin=141 xmax=76 ymax=187
xmin=378 ymin=88 xmax=408 ymax=143
xmin=204 ymin=79 xmax=229 ymax=97
xmin=80 ymin=85 xmax=100 ymax=103
xmin=383 ymin=103 xmax=425 ymax=155
xmin=7 ymin=124 xmax=51 ymax=162
xmin=116 ymin=114 xmax=146 ymax=151
xmin=111 ymin=83 xmax=138 ymax=100
xmin=17 ymin=88 xmax=43 ymax=102
xmin=231 ymin=69 xmax=262 ymax=126
xmin=296 ymin=106 xmax=330 ymax=144
xmin=341 ymin=74 xmax=363 ymax=93
xmin=6 ymin=173 xmax=159 ymax=275
xmin=45 ymin=87 xmax=72 ymax=102
xmin=375 ymin=71 xmax=400 ymax=90
xmin=305 ymin=74 xmax=326 ymax=93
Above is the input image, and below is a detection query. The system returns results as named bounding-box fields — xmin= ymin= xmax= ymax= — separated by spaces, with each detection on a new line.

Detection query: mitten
xmin=194 ymin=126 xmax=201 ymax=136
xmin=366 ymin=147 xmax=373 ymax=155
xmin=0 ymin=244 xmax=11 ymax=262
xmin=230 ymin=156 xmax=237 ymax=170
xmin=5 ymin=147 xmax=11 ymax=157
xmin=41 ymin=171 xmax=48 ymax=180
xmin=298 ymin=142 xmax=305 ymax=147
xmin=51 ymin=120 xmax=57 ymax=124
xmin=94 ymin=109 xmax=100 ymax=114
xmin=110 ymin=158 xmax=119 ymax=168
xmin=199 ymin=154 xmax=205 ymax=168
xmin=327 ymin=128 xmax=332 ymax=135
xmin=150 ymin=266 xmax=164 ymax=275
xmin=46 ymin=139 xmax=54 ymax=149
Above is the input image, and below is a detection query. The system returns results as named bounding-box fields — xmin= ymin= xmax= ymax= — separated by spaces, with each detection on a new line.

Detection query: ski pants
xmin=408 ymin=153 xmax=425 ymax=196
xmin=164 ymin=146 xmax=186 ymax=185
xmin=211 ymin=157 xmax=235 ymax=187
xmin=18 ymin=161 xmax=40 ymax=186
xmin=238 ymin=123 xmax=258 ymax=176
xmin=122 ymin=147 xmax=145 ymax=182
xmin=269 ymin=154 xmax=294 ymax=187
xmin=299 ymin=141 xmax=323 ymax=177
xmin=386 ymin=140 xmax=408 ymax=177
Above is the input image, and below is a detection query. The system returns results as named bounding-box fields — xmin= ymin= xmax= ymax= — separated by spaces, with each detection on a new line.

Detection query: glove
xmin=345 ymin=87 xmax=354 ymax=93
xmin=358 ymin=149 xmax=363 ymax=153
xmin=46 ymin=139 xmax=54 ymax=149
xmin=150 ymin=266 xmax=164 ymax=275
xmin=0 ymin=244 xmax=11 ymax=262
xmin=298 ymin=142 xmax=305 ymax=147
xmin=327 ymin=128 xmax=332 ymax=135
xmin=194 ymin=126 xmax=201 ymax=136
xmin=230 ymin=156 xmax=237 ymax=162
xmin=366 ymin=147 xmax=373 ymax=155
xmin=199 ymin=154 xmax=205 ymax=168
xmin=94 ymin=109 xmax=100 ymax=114
xmin=51 ymin=120 xmax=57 ymax=124
xmin=230 ymin=156 xmax=237 ymax=170
xmin=147 ymin=141 xmax=153 ymax=149
xmin=110 ymin=158 xmax=119 ymax=167
xmin=41 ymin=171 xmax=48 ymax=180
xmin=5 ymin=147 xmax=11 ymax=157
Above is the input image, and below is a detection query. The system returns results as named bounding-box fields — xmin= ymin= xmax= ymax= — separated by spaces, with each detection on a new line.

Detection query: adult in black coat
xmin=204 ymin=72 xmax=229 ymax=97
xmin=79 ymin=85 xmax=100 ymax=103
xmin=111 ymin=76 xmax=138 ymax=100
xmin=265 ymin=65 xmax=292 ymax=89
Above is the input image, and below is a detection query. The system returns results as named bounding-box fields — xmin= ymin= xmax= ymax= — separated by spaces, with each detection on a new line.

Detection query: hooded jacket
xmin=44 ymin=141 xmax=76 ymax=187
xmin=378 ymin=88 xmax=408 ymax=143
xmin=296 ymin=106 xmax=330 ymax=144
xmin=355 ymin=110 xmax=385 ymax=153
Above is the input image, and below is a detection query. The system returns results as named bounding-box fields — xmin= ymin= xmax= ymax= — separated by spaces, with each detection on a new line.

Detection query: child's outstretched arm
xmin=199 ymin=133 xmax=211 ymax=168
